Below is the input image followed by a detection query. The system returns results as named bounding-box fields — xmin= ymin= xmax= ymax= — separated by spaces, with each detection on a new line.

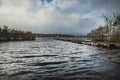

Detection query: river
xmin=0 ymin=38 xmax=120 ymax=80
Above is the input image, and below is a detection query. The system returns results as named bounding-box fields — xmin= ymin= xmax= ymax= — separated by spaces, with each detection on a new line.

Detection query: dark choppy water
xmin=0 ymin=38 xmax=120 ymax=80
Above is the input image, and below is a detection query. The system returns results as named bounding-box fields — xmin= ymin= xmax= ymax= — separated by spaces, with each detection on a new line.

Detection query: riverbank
xmin=56 ymin=38 xmax=120 ymax=64
xmin=56 ymin=38 xmax=120 ymax=49
xmin=0 ymin=26 xmax=36 ymax=42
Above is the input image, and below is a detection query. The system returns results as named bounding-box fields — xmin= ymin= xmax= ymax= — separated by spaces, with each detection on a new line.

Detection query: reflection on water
xmin=0 ymin=38 xmax=120 ymax=80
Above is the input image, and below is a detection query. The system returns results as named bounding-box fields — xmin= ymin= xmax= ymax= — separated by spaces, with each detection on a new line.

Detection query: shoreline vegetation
xmin=56 ymin=13 xmax=120 ymax=49
xmin=0 ymin=25 xmax=35 ymax=41
xmin=87 ymin=13 xmax=120 ymax=42
xmin=34 ymin=33 xmax=75 ymax=37
xmin=56 ymin=38 xmax=120 ymax=49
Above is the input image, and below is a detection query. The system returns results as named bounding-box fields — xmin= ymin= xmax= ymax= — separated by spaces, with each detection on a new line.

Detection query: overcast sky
xmin=0 ymin=0 xmax=120 ymax=35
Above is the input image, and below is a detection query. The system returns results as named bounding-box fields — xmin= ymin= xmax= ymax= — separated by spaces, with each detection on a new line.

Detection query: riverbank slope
xmin=56 ymin=38 xmax=120 ymax=64
xmin=56 ymin=38 xmax=120 ymax=49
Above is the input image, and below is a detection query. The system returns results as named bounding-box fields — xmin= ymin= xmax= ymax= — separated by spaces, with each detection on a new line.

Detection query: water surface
xmin=0 ymin=38 xmax=120 ymax=80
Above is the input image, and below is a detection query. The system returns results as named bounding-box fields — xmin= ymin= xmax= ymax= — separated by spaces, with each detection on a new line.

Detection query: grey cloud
xmin=0 ymin=0 xmax=120 ymax=35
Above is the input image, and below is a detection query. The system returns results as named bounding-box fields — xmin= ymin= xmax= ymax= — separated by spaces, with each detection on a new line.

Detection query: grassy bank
xmin=0 ymin=25 xmax=35 ymax=41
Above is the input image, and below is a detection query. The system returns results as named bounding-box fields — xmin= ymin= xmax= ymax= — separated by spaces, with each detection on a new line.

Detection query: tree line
xmin=0 ymin=25 xmax=35 ymax=41
xmin=87 ymin=13 xmax=120 ymax=42
xmin=34 ymin=33 xmax=74 ymax=37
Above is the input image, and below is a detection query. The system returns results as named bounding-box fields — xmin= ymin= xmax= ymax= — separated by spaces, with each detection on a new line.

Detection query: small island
xmin=0 ymin=25 xmax=35 ymax=41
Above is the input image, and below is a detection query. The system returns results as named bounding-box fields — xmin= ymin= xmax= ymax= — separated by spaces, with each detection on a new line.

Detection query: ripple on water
xmin=0 ymin=38 xmax=120 ymax=80
xmin=9 ymin=71 xmax=35 ymax=76
xmin=13 ymin=54 xmax=58 ymax=58
xmin=63 ymin=70 xmax=91 ymax=76
xmin=29 ymin=61 xmax=68 ymax=66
